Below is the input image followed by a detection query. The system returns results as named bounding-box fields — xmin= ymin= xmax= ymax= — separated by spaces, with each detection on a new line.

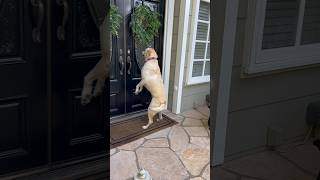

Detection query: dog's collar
xmin=144 ymin=57 xmax=158 ymax=62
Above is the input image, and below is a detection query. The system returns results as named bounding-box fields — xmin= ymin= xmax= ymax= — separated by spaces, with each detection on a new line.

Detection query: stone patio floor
xmin=110 ymin=106 xmax=210 ymax=180
xmin=213 ymin=140 xmax=320 ymax=180
xmin=110 ymin=106 xmax=320 ymax=180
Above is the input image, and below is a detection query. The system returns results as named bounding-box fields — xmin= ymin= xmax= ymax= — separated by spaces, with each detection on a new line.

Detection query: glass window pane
xmin=194 ymin=42 xmax=206 ymax=59
xmin=199 ymin=1 xmax=210 ymax=21
xmin=204 ymin=61 xmax=210 ymax=76
xmin=301 ymin=0 xmax=320 ymax=44
xmin=262 ymin=0 xmax=299 ymax=49
xmin=192 ymin=61 xmax=204 ymax=77
xmin=196 ymin=22 xmax=209 ymax=41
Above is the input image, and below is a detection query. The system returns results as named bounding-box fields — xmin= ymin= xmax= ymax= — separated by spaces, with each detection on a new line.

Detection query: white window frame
xmin=243 ymin=0 xmax=320 ymax=74
xmin=186 ymin=0 xmax=211 ymax=85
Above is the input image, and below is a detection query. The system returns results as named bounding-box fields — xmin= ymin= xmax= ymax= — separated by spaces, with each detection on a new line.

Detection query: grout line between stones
xmin=220 ymin=166 xmax=266 ymax=180
xmin=134 ymin=149 xmax=141 ymax=170
xmin=273 ymin=150 xmax=318 ymax=177
xmin=194 ymin=107 xmax=210 ymax=119
xmin=167 ymin=145 xmax=192 ymax=179
xmin=199 ymin=162 xmax=210 ymax=180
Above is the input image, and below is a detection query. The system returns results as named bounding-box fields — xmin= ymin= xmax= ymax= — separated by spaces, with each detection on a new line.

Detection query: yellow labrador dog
xmin=135 ymin=48 xmax=166 ymax=129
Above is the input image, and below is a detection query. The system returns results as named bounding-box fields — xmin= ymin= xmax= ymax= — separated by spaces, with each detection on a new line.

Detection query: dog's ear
xmin=149 ymin=48 xmax=158 ymax=58
xmin=153 ymin=49 xmax=158 ymax=59
xmin=144 ymin=48 xmax=151 ymax=58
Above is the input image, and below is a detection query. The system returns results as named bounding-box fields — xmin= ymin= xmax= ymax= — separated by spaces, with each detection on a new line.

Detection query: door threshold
xmin=20 ymin=158 xmax=107 ymax=180
xmin=110 ymin=110 xmax=148 ymax=124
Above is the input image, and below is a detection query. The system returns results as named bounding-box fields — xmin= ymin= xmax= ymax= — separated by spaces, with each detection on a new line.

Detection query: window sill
xmin=185 ymin=76 xmax=210 ymax=86
xmin=241 ymin=62 xmax=320 ymax=78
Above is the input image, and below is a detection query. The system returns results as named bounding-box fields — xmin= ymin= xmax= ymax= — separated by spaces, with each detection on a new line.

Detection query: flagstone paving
xmin=142 ymin=138 xmax=169 ymax=148
xmin=110 ymin=151 xmax=138 ymax=180
xmin=110 ymin=106 xmax=320 ymax=180
xmin=213 ymin=141 xmax=320 ymax=180
xmin=110 ymin=106 xmax=210 ymax=180
xmin=179 ymin=144 xmax=210 ymax=176
xmin=202 ymin=164 xmax=210 ymax=180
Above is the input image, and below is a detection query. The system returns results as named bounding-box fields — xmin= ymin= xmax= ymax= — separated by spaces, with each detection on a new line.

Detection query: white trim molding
xmin=186 ymin=0 xmax=211 ymax=85
xmin=172 ymin=0 xmax=191 ymax=114
xmin=162 ymin=0 xmax=175 ymax=109
xmin=211 ymin=0 xmax=239 ymax=166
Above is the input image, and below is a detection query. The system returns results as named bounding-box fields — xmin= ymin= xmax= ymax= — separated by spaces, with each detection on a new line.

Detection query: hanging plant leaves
xmin=109 ymin=4 xmax=122 ymax=37
xmin=135 ymin=40 xmax=154 ymax=70
xmin=131 ymin=4 xmax=161 ymax=47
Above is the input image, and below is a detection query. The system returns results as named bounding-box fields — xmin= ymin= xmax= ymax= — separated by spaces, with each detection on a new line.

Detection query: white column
xmin=211 ymin=0 xmax=239 ymax=166
xmin=172 ymin=0 xmax=191 ymax=114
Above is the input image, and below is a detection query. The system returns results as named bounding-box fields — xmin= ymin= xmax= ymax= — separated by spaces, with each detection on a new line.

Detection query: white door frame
xmin=162 ymin=0 xmax=175 ymax=109
xmin=211 ymin=0 xmax=239 ymax=166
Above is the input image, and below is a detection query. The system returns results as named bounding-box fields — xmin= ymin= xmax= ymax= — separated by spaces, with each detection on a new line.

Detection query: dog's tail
xmin=149 ymin=103 xmax=166 ymax=112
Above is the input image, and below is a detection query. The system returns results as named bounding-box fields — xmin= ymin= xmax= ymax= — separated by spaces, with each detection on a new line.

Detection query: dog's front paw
xmin=93 ymin=79 xmax=105 ymax=97
xmin=81 ymin=93 xmax=92 ymax=105
xmin=142 ymin=125 xmax=148 ymax=129
xmin=134 ymin=88 xmax=140 ymax=95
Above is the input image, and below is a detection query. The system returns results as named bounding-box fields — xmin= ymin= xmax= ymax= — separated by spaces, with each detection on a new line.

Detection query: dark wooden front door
xmin=51 ymin=0 xmax=107 ymax=162
xmin=110 ymin=0 xmax=165 ymax=118
xmin=0 ymin=0 xmax=47 ymax=174
xmin=0 ymin=0 xmax=107 ymax=175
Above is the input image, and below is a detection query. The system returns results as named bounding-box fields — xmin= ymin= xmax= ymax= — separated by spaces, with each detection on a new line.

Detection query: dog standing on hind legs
xmin=135 ymin=48 xmax=166 ymax=129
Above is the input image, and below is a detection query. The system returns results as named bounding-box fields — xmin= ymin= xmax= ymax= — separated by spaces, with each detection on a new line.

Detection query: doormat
xmin=110 ymin=113 xmax=177 ymax=149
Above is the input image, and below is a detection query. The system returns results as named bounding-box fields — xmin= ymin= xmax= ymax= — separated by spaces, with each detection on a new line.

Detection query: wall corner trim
xmin=172 ymin=0 xmax=191 ymax=114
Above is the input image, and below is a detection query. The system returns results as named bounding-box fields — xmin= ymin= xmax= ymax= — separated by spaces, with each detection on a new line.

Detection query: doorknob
xmin=127 ymin=49 xmax=132 ymax=75
xmin=56 ymin=0 xmax=69 ymax=41
xmin=119 ymin=49 xmax=124 ymax=75
xmin=30 ymin=0 xmax=44 ymax=43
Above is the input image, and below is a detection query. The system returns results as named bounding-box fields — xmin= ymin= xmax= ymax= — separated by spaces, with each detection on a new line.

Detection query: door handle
xmin=56 ymin=0 xmax=69 ymax=41
xmin=119 ymin=49 xmax=124 ymax=75
xmin=127 ymin=49 xmax=132 ymax=75
xmin=30 ymin=0 xmax=44 ymax=43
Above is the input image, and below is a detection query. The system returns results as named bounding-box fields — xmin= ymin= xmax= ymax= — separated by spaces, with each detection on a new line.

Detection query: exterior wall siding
xmin=168 ymin=0 xmax=210 ymax=112
xmin=180 ymin=0 xmax=210 ymax=112
xmin=225 ymin=0 xmax=320 ymax=157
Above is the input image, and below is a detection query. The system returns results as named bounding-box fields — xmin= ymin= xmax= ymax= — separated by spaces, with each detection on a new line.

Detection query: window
xmin=244 ymin=0 xmax=320 ymax=74
xmin=187 ymin=0 xmax=210 ymax=85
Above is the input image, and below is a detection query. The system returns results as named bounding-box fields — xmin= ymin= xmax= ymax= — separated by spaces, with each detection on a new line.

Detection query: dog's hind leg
xmin=143 ymin=109 xmax=156 ymax=129
xmin=157 ymin=111 xmax=163 ymax=121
